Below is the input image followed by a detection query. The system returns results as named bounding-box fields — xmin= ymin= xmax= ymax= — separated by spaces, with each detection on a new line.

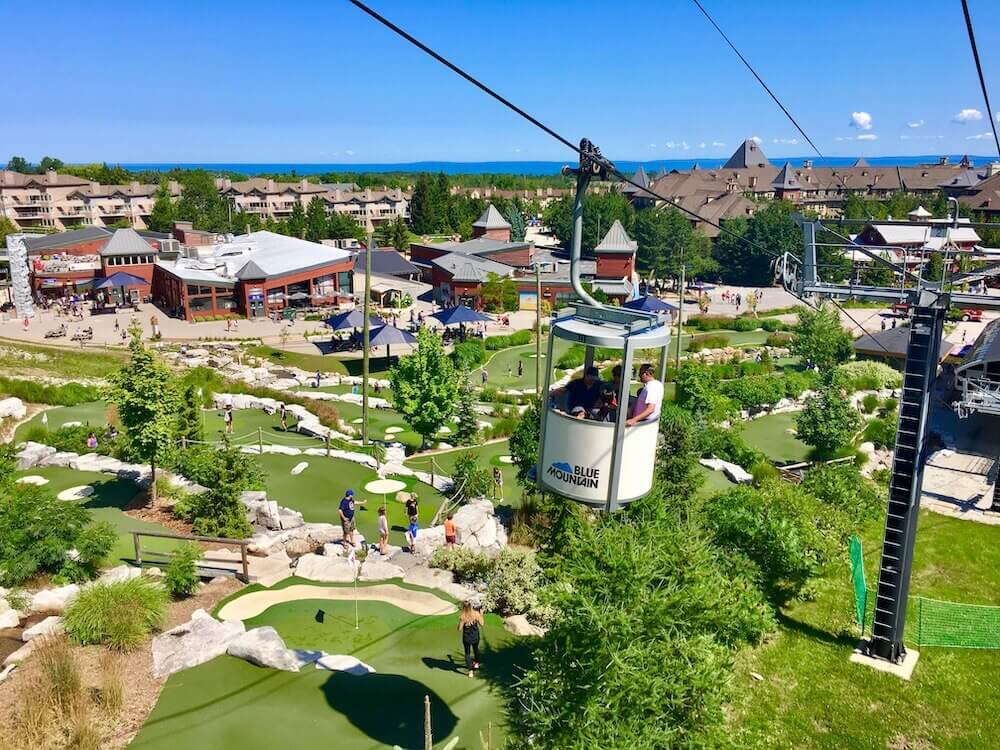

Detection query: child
xmin=405 ymin=516 xmax=419 ymax=553
xmin=224 ymin=405 xmax=233 ymax=434
xmin=444 ymin=513 xmax=457 ymax=549
xmin=377 ymin=506 xmax=389 ymax=555
xmin=279 ymin=402 xmax=287 ymax=431
xmin=86 ymin=432 xmax=98 ymax=450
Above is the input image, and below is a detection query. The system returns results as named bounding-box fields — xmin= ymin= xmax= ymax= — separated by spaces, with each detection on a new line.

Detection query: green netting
xmin=849 ymin=535 xmax=867 ymax=633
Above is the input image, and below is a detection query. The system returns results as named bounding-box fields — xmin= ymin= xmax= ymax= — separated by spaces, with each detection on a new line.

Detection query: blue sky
xmin=2 ymin=0 xmax=1000 ymax=164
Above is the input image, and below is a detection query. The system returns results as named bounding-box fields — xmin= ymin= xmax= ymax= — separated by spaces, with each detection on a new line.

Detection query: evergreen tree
xmin=452 ymin=373 xmax=480 ymax=446
xmin=378 ymin=215 xmax=410 ymax=251
xmin=434 ymin=172 xmax=452 ymax=232
xmin=389 ymin=327 xmax=459 ymax=447
xmin=286 ymin=201 xmax=307 ymax=238
xmin=104 ymin=326 xmax=180 ymax=503
xmin=147 ymin=182 xmax=176 ymax=233
xmin=176 ymin=384 xmax=204 ymax=445
xmin=328 ymin=211 xmax=364 ymax=241
xmin=409 ymin=173 xmax=436 ymax=234
xmin=0 ymin=217 xmax=17 ymax=246
xmin=305 ymin=197 xmax=328 ymax=242
xmin=505 ymin=204 xmax=526 ymax=242
xmin=542 ymin=191 xmax=635 ymax=251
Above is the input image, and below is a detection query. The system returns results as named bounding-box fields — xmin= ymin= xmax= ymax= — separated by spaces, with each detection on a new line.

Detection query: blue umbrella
xmin=325 ymin=309 xmax=386 ymax=331
xmin=624 ymin=295 xmax=678 ymax=313
xmin=94 ymin=272 xmax=147 ymax=289
xmin=431 ymin=304 xmax=493 ymax=326
xmin=366 ymin=324 xmax=417 ymax=361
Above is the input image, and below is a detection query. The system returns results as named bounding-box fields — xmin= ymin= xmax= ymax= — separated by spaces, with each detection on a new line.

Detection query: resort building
xmin=151 ymin=230 xmax=354 ymax=320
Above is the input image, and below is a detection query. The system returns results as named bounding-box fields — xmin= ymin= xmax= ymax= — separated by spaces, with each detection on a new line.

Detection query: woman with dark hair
xmin=457 ymin=601 xmax=484 ymax=678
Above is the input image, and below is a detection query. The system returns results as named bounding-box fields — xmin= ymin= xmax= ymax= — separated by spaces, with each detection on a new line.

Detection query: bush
xmin=783 ymin=369 xmax=818 ymax=398
xmin=481 ymin=413 xmax=519 ymax=441
xmin=687 ymin=334 xmax=730 ymax=353
xmin=173 ymin=443 xmax=259 ymax=538
xmin=731 ymin=317 xmax=760 ymax=332
xmin=750 ymin=462 xmax=779 ymax=486
xmin=163 ymin=542 xmax=201 ymax=598
xmin=861 ymin=394 xmax=879 ymax=414
xmin=722 ymin=374 xmax=787 ymax=410
xmin=761 ymin=318 xmax=783 ymax=332
xmin=0 ymin=377 xmax=100 ymax=406
xmin=765 ymin=332 xmax=793 ymax=347
xmin=36 ymin=634 xmax=83 ymax=715
xmin=430 ymin=546 xmax=494 ymax=582
xmin=835 ymin=360 xmax=902 ymax=392
xmin=801 ymin=464 xmax=884 ymax=526
xmin=483 ymin=548 xmax=550 ymax=622
xmin=883 ymin=396 xmax=899 ymax=412
xmin=0 ymin=484 xmax=115 ymax=587
xmin=795 ymin=377 xmax=862 ymax=457
xmin=64 ymin=576 xmax=168 ymax=651
xmin=484 ymin=329 xmax=532 ymax=350
xmin=699 ymin=425 xmax=765 ymax=469
xmin=863 ymin=416 xmax=897 ymax=449
xmin=449 ymin=451 xmax=493 ymax=499
xmin=22 ymin=423 xmax=117 ymax=457
xmin=450 ymin=339 xmax=486 ymax=370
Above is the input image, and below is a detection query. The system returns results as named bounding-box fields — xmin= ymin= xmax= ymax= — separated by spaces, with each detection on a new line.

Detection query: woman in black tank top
xmin=457 ymin=601 xmax=484 ymax=677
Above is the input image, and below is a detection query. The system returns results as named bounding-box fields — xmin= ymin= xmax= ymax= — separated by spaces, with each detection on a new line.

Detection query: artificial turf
xmin=739 ymin=411 xmax=810 ymax=464
xmin=403 ymin=440 xmax=521 ymax=508
xmin=14 ymin=401 xmax=113 ymax=441
xmin=132 ymin=588 xmax=529 ymax=750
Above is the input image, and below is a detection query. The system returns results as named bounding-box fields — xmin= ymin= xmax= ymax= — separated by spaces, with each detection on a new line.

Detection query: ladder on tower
xmin=868 ymin=306 xmax=946 ymax=662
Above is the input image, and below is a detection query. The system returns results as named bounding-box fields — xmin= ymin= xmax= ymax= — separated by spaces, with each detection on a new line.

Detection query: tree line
xmin=408 ymin=171 xmax=536 ymax=240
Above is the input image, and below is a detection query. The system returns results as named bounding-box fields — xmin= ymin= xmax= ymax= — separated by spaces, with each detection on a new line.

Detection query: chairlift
xmin=535 ymin=141 xmax=673 ymax=511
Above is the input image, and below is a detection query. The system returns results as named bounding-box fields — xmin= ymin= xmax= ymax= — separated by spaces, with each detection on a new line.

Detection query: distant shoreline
xmin=112 ymin=155 xmax=995 ymax=176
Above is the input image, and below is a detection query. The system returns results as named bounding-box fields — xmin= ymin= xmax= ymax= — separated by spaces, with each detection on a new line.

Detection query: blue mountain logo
xmin=551 ymin=462 xmax=573 ymax=473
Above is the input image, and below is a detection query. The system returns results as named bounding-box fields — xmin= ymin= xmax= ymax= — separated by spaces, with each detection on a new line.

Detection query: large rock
xmin=97 ymin=565 xmax=142 ymax=585
xmin=295 ymin=553 xmax=358 ymax=583
xmin=3 ymin=641 xmax=35 ymax=666
xmin=22 ymin=616 xmax=64 ymax=642
xmin=30 ymin=584 xmax=80 ymax=614
xmin=249 ymin=523 xmax=341 ymax=556
xmin=0 ymin=397 xmax=26 ymax=420
xmin=403 ymin=566 xmax=456 ymax=591
xmin=0 ymin=609 xmax=20 ymax=629
xmin=15 ymin=442 xmax=57 ymax=470
xmin=503 ymin=615 xmax=546 ymax=637
xmin=227 ymin=627 xmax=301 ymax=672
xmin=315 ymin=654 xmax=376 ymax=675
xmin=411 ymin=525 xmax=447 ymax=557
xmin=358 ymin=560 xmax=405 ymax=582
xmin=152 ymin=609 xmax=246 ymax=678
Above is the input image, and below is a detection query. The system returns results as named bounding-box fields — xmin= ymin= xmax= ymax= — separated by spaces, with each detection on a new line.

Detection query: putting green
xmin=201 ymin=408 xmax=325 ymax=448
xmin=14 ymin=401 xmax=112 ymax=442
xmin=133 ymin=582 xmax=530 ymax=750
xmin=740 ymin=411 xmax=810 ymax=464
xmin=404 ymin=440 xmax=520 ymax=508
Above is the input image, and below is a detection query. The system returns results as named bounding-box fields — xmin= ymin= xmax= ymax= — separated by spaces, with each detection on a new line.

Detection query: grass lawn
xmin=12 ymin=465 xmax=178 ymax=565
xmin=0 ymin=339 xmax=128 ymax=379
xmin=739 ymin=411 xmax=810 ymax=464
xmin=132 ymin=580 xmax=529 ymax=750
xmin=201 ymin=407 xmax=325 ymax=449
xmin=246 ymin=344 xmax=351 ymax=375
xmin=695 ymin=463 xmax=736 ymax=497
xmin=14 ymin=401 xmax=113 ymax=441
xmin=326 ymin=400 xmax=426 ymax=450
xmin=730 ymin=511 xmax=1000 ymax=749
xmin=404 ymin=440 xmax=521 ymax=507
xmin=481 ymin=339 xmax=573 ymax=392
xmin=254 ymin=453 xmax=447 ymax=543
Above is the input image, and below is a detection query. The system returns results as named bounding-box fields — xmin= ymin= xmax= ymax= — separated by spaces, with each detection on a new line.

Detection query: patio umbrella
xmin=288 ymin=291 xmax=311 ymax=301
xmin=624 ymin=295 xmax=678 ymax=313
xmin=325 ymin=309 xmax=386 ymax=331
xmin=94 ymin=271 xmax=147 ymax=306
xmin=367 ymin=323 xmax=416 ymax=361
xmin=430 ymin=304 xmax=493 ymax=326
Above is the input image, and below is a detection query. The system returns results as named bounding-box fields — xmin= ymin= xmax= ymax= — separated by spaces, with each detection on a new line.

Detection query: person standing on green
xmin=338 ymin=489 xmax=366 ymax=551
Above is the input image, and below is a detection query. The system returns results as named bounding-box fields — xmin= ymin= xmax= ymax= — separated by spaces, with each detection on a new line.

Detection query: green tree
xmin=175 ymin=169 xmax=229 ymax=232
xmin=181 ymin=442 xmax=256 ymax=538
xmin=675 ymin=362 xmax=734 ymax=422
xmin=712 ymin=215 xmax=749 ymax=283
xmin=505 ymin=203 xmax=526 ymax=242
xmin=6 ymin=156 xmax=30 ymax=172
xmin=480 ymin=272 xmax=518 ymax=312
xmin=163 ymin=542 xmax=201 ymax=598
xmin=104 ymin=327 xmax=180 ymax=503
xmin=634 ymin=206 xmax=715 ymax=281
xmin=716 ymin=201 xmax=800 ymax=285
xmin=38 ymin=156 xmax=64 ymax=172
xmin=286 ymin=201 xmax=307 ymax=238
xmin=0 ymin=216 xmax=17 ymax=247
xmin=542 ymin=191 xmax=635 ymax=252
xmin=409 ymin=173 xmax=437 ymax=234
xmin=176 ymin=384 xmax=204 ymax=445
xmin=794 ymin=373 xmax=861 ymax=456
xmin=328 ymin=211 xmax=364 ymax=241
xmin=790 ymin=304 xmax=853 ymax=371
xmin=389 ymin=327 xmax=459 ymax=447
xmin=509 ymin=397 xmax=541 ymax=484
xmin=304 ymin=197 xmax=328 ymax=242
xmin=434 ymin=172 xmax=452 ymax=232
xmin=379 ymin=215 xmax=410 ymax=251
xmin=924 ymin=251 xmax=945 ymax=284
xmin=453 ymin=373 xmax=480 ymax=447
xmin=655 ymin=404 xmax=705 ymax=505
xmin=147 ymin=182 xmax=176 ymax=233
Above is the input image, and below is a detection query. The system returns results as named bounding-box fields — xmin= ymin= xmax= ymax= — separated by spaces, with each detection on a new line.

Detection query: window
xmin=215 ymin=294 xmax=237 ymax=311
xmin=338 ymin=271 xmax=353 ymax=293
xmin=189 ymin=296 xmax=212 ymax=313
xmin=186 ymin=284 xmax=215 ymax=296
xmin=314 ymin=274 xmax=336 ymax=297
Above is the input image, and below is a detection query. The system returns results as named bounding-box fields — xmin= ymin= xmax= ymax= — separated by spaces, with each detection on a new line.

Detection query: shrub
xmin=722 ymin=374 xmax=787 ymax=410
xmin=0 ymin=377 xmax=100 ymax=406
xmin=430 ymin=547 xmax=494 ymax=582
xmin=783 ymin=369 xmax=818 ymax=398
xmin=835 ymin=360 xmax=902 ymax=392
xmin=861 ymin=394 xmax=879 ymax=414
xmin=163 ymin=542 xmax=201 ymax=598
xmin=484 ymin=329 xmax=532 ymax=350
xmin=676 ymin=362 xmax=735 ymax=421
xmin=795 ymin=376 xmax=862 ymax=457
xmin=765 ymin=332 xmax=793 ymax=347
xmin=483 ymin=548 xmax=550 ymax=622
xmin=760 ymin=318 xmax=783 ymax=332
xmin=36 ymin=634 xmax=83 ymax=715
xmin=449 ymin=452 xmax=492 ymax=499
xmin=0 ymin=484 xmax=115 ymax=586
xmin=863 ymin=416 xmax=897 ymax=449
xmin=883 ymin=396 xmax=899 ymax=412
xmin=451 ymin=339 xmax=486 ymax=370
xmin=750 ymin=462 xmax=779 ymax=486
xmin=801 ymin=463 xmax=884 ymax=526
xmin=688 ymin=334 xmax=730 ymax=353
xmin=731 ymin=317 xmax=760 ymax=332
xmin=685 ymin=314 xmax=734 ymax=331
xmin=64 ymin=576 xmax=168 ymax=651
xmin=481 ymin=414 xmax=519 ymax=441
xmin=22 ymin=423 xmax=117 ymax=457
xmin=173 ymin=443 xmax=259 ymax=538
xmin=699 ymin=426 xmax=765 ymax=469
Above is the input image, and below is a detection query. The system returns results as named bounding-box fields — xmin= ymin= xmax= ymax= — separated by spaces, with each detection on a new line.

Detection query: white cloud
xmin=698 ymin=142 xmax=706 ymax=149
xmin=900 ymin=134 xmax=944 ymax=140
xmin=665 ymin=141 xmax=676 ymax=149
xmin=953 ymin=108 xmax=983 ymax=123
xmin=711 ymin=141 xmax=726 ymax=147
xmin=835 ymin=134 xmax=878 ymax=142
xmin=850 ymin=111 xmax=873 ymax=130
xmin=345 ymin=149 xmax=355 ymax=156
xmin=907 ymin=119 xmax=924 ymax=128
xmin=750 ymin=135 xmax=762 ymax=144
xmin=514 ymin=147 xmax=522 ymax=153
xmin=966 ymin=132 xmax=993 ymax=140
xmin=772 ymin=137 xmax=799 ymax=144
xmin=648 ymin=143 xmax=657 ymax=149
xmin=681 ymin=141 xmax=690 ymax=150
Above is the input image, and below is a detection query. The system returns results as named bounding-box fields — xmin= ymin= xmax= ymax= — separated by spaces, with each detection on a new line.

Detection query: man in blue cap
xmin=339 ymin=489 xmax=366 ymax=551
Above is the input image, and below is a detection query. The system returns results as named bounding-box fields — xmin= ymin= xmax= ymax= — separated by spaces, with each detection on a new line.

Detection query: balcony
xmin=14 ymin=206 xmax=49 ymax=217
xmin=99 ymin=205 xmax=131 ymax=216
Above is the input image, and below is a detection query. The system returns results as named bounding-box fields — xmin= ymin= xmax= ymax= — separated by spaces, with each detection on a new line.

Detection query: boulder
xmin=315 ymin=654 xmax=376 ymax=675
xmin=0 ymin=664 xmax=16 ymax=684
xmin=226 ymin=626 xmax=301 ymax=672
xmin=402 ymin=566 xmax=456 ymax=591
xmin=290 ymin=461 xmax=309 ymax=476
xmin=0 ymin=609 xmax=20 ymax=629
xmin=3 ymin=641 xmax=35 ymax=666
xmin=295 ymin=553 xmax=358 ymax=583
xmin=29 ymin=584 xmax=80 ymax=614
xmin=358 ymin=560 xmax=405 ymax=582
xmin=411 ymin=525 xmax=447 ymax=557
xmin=152 ymin=609 xmax=246 ymax=678
xmin=322 ymin=543 xmax=344 ymax=557
xmin=453 ymin=500 xmax=494 ymax=538
xmin=39 ymin=451 xmax=79 ymax=468
xmin=503 ymin=615 xmax=546 ymax=637
xmin=98 ymin=565 xmax=142 ymax=585
xmin=859 ymin=442 xmax=877 ymax=455
xmin=248 ymin=523 xmax=341 ymax=556
xmin=15 ymin=442 xmax=57 ymax=471
xmin=0 ymin=397 xmax=27 ymax=420
xmin=22 ymin=616 xmax=64 ymax=642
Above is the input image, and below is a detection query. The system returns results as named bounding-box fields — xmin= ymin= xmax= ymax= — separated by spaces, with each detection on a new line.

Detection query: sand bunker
xmin=498 ymin=455 xmax=514 ymax=464
xmin=57 ymin=485 xmax=95 ymax=501
xmin=384 ymin=426 xmax=404 ymax=434
xmin=217 ymin=583 xmax=457 ymax=622
xmin=16 ymin=475 xmax=50 ymax=486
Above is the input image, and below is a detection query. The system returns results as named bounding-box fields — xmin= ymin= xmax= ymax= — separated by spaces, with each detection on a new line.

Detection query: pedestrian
xmin=517 ymin=359 xmax=523 ymax=378
xmin=86 ymin=432 xmax=98 ymax=450
xmin=114 ymin=319 xmax=120 ymax=331
xmin=377 ymin=506 xmax=389 ymax=555
xmin=444 ymin=513 xmax=457 ymax=549
xmin=507 ymin=364 xmax=512 ymax=379
xmin=279 ymin=402 xmax=287 ymax=431
xmin=458 ymin=601 xmax=484 ymax=678
xmin=892 ymin=318 xmax=897 ymax=329
xmin=22 ymin=316 xmax=29 ymax=332
xmin=492 ymin=466 xmax=503 ymax=501
xmin=481 ymin=369 xmax=488 ymax=385
xmin=224 ymin=405 xmax=233 ymax=434
xmin=881 ymin=318 xmax=886 ymax=331
xmin=338 ymin=489 xmax=366 ymax=551
xmin=405 ymin=494 xmax=419 ymax=522
xmin=405 ymin=515 xmax=420 ymax=553
xmin=315 ymin=370 xmax=322 ymax=388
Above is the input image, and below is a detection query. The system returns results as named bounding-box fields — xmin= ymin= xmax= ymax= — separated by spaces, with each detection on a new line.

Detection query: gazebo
xmin=94 ymin=271 xmax=148 ymax=309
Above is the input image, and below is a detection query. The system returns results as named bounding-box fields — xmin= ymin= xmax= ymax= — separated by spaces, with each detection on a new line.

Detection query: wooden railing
xmin=132 ymin=530 xmax=250 ymax=583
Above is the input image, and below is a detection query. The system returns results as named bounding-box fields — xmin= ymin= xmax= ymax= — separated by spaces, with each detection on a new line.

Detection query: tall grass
xmin=64 ymin=576 xmax=168 ymax=652
xmin=98 ymin=651 xmax=125 ymax=716
xmin=36 ymin=635 xmax=83 ymax=716
xmin=0 ymin=377 xmax=100 ymax=406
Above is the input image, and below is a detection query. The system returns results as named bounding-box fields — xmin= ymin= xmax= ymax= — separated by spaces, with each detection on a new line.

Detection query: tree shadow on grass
xmin=80 ymin=477 xmax=140 ymax=510
xmin=776 ymin=611 xmax=856 ymax=648
xmin=320 ymin=672 xmax=457 ymax=749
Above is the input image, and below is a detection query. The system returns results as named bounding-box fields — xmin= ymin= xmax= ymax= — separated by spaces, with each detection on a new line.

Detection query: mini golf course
xmin=404 ymin=440 xmax=519 ymax=507
xmin=130 ymin=578 xmax=530 ymax=750
xmin=740 ymin=411 xmax=810 ymax=464
xmin=14 ymin=400 xmax=113 ymax=441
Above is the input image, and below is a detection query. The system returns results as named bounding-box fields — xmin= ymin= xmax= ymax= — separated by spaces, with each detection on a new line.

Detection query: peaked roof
xmin=772 ymin=162 xmax=803 ymax=191
xmin=99 ymin=228 xmax=154 ymax=257
xmin=623 ymin=165 xmax=650 ymax=194
xmin=472 ymin=203 xmax=510 ymax=229
xmin=594 ymin=220 xmax=638 ymax=254
xmin=430 ymin=253 xmax=512 ymax=282
xmin=353 ymin=248 xmax=420 ymax=277
xmin=25 ymin=226 xmax=112 ymax=252
xmin=723 ymin=140 xmax=770 ymax=169
xmin=655 ymin=167 xmax=668 ymax=180
xmin=852 ymin=157 xmax=870 ymax=167
xmin=908 ymin=205 xmax=932 ymax=218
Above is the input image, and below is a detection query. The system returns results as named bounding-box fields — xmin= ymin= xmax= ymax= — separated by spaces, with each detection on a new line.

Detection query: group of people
xmin=550 ymin=362 xmax=663 ymax=425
